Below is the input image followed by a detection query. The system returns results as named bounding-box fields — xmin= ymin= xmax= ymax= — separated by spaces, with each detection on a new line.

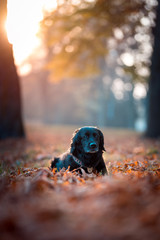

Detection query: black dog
xmin=50 ymin=126 xmax=108 ymax=175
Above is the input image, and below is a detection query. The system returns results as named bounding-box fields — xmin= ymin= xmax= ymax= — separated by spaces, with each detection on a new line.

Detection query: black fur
xmin=50 ymin=126 xmax=108 ymax=175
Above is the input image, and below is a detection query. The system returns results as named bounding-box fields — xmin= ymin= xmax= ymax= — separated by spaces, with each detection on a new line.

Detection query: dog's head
xmin=70 ymin=126 xmax=106 ymax=157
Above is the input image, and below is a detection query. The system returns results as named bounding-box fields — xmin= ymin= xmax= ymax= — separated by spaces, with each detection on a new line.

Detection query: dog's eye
xmin=85 ymin=132 xmax=89 ymax=137
xmin=93 ymin=133 xmax=98 ymax=138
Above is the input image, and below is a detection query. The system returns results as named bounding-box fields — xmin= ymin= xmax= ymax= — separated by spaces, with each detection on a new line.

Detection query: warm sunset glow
xmin=6 ymin=0 xmax=57 ymax=65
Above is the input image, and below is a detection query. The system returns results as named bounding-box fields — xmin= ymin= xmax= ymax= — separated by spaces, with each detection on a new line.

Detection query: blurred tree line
xmin=22 ymin=51 xmax=137 ymax=128
xmin=41 ymin=0 xmax=151 ymax=81
xmin=0 ymin=0 xmax=160 ymax=139
xmin=39 ymin=0 xmax=159 ymax=135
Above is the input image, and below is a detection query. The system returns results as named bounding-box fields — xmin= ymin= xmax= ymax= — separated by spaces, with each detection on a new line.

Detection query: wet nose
xmin=90 ymin=143 xmax=97 ymax=149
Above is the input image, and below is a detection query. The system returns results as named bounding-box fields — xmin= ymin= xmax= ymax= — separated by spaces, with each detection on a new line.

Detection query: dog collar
xmin=72 ymin=155 xmax=93 ymax=174
xmin=72 ymin=155 xmax=83 ymax=166
xmin=87 ymin=167 xmax=93 ymax=173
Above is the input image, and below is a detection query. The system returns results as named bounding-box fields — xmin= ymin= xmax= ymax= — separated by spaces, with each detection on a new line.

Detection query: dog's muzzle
xmin=87 ymin=142 xmax=98 ymax=153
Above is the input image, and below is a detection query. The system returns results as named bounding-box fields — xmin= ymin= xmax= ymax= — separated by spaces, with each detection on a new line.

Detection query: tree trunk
xmin=0 ymin=0 xmax=25 ymax=139
xmin=146 ymin=0 xmax=160 ymax=138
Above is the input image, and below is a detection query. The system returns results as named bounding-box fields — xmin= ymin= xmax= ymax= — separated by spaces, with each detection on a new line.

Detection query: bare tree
xmin=0 ymin=0 xmax=25 ymax=139
xmin=146 ymin=0 xmax=160 ymax=138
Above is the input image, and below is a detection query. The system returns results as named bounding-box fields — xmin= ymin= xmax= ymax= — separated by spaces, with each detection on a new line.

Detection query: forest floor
xmin=0 ymin=124 xmax=160 ymax=240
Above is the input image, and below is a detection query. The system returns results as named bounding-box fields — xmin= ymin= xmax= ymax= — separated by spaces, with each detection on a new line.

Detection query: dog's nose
xmin=90 ymin=143 xmax=97 ymax=149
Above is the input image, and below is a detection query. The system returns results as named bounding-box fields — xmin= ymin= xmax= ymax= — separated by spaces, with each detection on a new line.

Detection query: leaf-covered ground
xmin=0 ymin=125 xmax=160 ymax=240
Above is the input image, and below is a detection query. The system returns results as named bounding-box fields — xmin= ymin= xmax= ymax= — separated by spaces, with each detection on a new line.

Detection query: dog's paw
xmin=50 ymin=157 xmax=59 ymax=170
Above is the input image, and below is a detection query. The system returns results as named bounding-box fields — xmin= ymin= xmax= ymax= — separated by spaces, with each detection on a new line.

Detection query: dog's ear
xmin=97 ymin=129 xmax=106 ymax=152
xmin=70 ymin=128 xmax=81 ymax=154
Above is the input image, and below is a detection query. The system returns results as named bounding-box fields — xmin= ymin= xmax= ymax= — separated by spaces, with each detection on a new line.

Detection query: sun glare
xmin=6 ymin=0 xmax=57 ymax=65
